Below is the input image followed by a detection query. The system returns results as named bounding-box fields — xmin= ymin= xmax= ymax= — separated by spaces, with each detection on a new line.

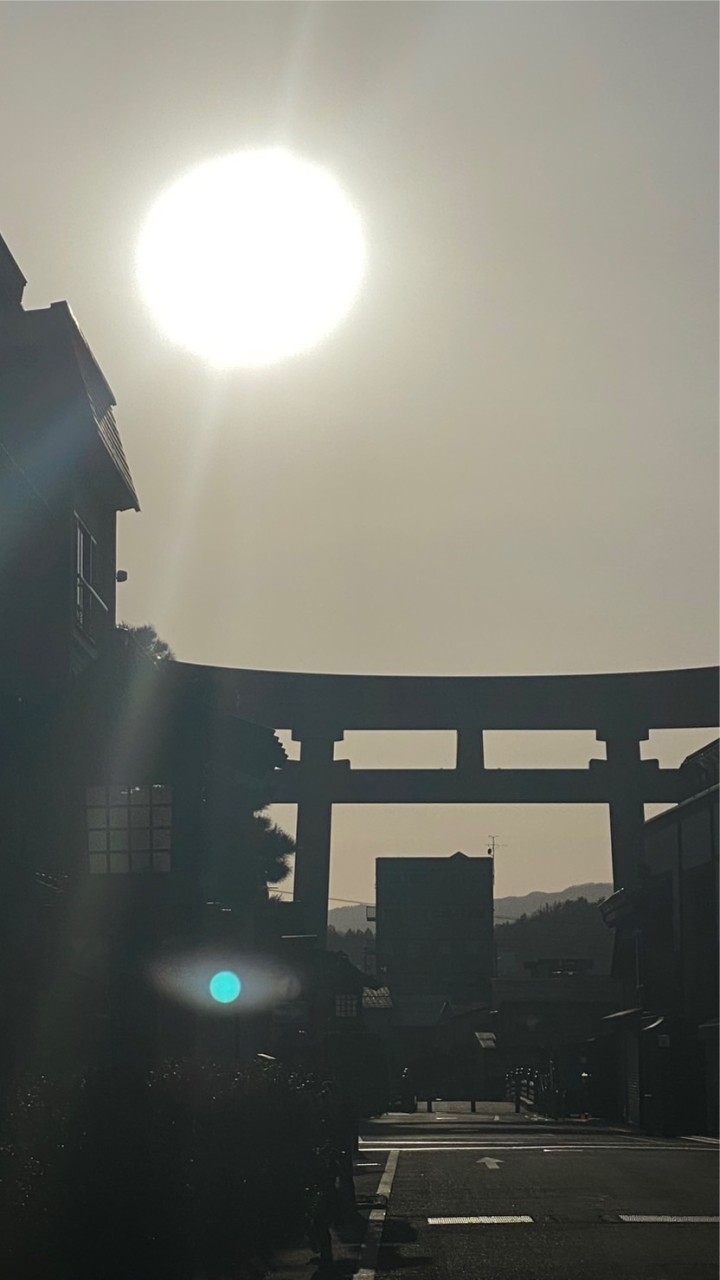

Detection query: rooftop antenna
xmin=487 ymin=835 xmax=506 ymax=858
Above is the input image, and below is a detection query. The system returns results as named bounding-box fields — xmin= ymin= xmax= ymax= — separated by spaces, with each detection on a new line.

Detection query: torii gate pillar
xmin=292 ymin=729 xmax=343 ymax=945
xmin=597 ymin=728 xmax=649 ymax=892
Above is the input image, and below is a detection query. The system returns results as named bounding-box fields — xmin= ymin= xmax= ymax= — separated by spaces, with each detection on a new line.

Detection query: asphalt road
xmin=356 ymin=1115 xmax=719 ymax=1280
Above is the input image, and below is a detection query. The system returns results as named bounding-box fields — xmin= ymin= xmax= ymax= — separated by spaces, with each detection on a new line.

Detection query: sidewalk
xmin=265 ymin=1157 xmax=384 ymax=1280
xmin=361 ymin=1099 xmax=605 ymax=1134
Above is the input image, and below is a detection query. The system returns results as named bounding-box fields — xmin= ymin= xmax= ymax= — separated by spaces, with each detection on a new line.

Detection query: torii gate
xmin=178 ymin=663 xmax=719 ymax=943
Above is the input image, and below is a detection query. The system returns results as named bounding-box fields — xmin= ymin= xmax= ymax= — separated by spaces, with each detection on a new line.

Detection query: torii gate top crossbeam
xmin=166 ymin=662 xmax=718 ymax=942
xmin=170 ymin=664 xmax=718 ymax=734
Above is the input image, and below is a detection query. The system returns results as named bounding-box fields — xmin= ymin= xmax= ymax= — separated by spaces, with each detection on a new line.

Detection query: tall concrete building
xmin=375 ymin=852 xmax=494 ymax=1012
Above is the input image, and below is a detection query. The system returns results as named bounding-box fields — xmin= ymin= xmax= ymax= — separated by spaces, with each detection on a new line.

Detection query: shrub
xmin=0 ymin=1059 xmax=336 ymax=1279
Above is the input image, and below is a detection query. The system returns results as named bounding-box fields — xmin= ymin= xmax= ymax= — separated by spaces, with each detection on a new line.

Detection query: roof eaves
xmin=51 ymin=302 xmax=140 ymax=511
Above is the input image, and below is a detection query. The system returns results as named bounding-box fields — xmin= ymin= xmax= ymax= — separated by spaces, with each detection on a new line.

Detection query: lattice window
xmin=334 ymin=994 xmax=359 ymax=1018
xmin=86 ymin=785 xmax=172 ymax=874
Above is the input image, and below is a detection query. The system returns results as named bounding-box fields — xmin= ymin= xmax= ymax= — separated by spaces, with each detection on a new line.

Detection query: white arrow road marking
xmin=477 ymin=1157 xmax=502 ymax=1169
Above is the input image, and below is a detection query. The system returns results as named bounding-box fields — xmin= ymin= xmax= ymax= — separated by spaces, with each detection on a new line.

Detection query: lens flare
xmin=149 ymin=947 xmax=301 ymax=1015
xmin=209 ymin=970 xmax=242 ymax=1004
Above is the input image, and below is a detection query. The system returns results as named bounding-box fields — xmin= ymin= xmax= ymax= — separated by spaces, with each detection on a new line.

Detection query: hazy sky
xmin=2 ymin=2 xmax=717 ymax=903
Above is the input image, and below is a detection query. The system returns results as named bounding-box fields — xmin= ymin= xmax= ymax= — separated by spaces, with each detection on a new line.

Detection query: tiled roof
xmin=0 ymin=230 xmax=139 ymax=513
xmin=95 ymin=405 xmax=139 ymax=511
xmin=61 ymin=305 xmax=139 ymax=511
xmin=363 ymin=986 xmax=393 ymax=1009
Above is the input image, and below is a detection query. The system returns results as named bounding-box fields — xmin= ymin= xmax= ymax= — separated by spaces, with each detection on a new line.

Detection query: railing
xmin=75 ymin=574 xmax=109 ymax=645
xmin=506 ymin=1066 xmax=563 ymax=1118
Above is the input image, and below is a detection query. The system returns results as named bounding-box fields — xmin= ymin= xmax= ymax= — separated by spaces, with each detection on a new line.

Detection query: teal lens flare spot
xmin=209 ymin=970 xmax=242 ymax=1004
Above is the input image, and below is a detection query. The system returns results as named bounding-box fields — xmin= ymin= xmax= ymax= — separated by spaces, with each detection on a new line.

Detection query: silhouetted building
xmin=492 ymin=966 xmax=619 ymax=1112
xmin=376 ymin=851 xmax=494 ymax=1012
xmin=0 ymin=234 xmax=139 ymax=700
xmin=371 ymin=852 xmax=495 ymax=1098
xmin=595 ymin=739 xmax=719 ymax=1134
xmin=0 ymin=234 xmax=287 ymax=1075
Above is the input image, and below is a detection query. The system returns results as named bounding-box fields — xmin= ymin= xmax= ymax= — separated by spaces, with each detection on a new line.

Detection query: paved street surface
xmin=268 ymin=1105 xmax=718 ymax=1279
xmin=357 ymin=1105 xmax=719 ymax=1280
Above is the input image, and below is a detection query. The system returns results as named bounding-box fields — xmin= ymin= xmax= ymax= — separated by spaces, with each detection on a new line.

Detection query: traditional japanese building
xmin=0 ymin=234 xmax=287 ymax=1073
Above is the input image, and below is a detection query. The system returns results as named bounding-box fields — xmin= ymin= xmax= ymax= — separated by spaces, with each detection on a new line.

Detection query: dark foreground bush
xmin=0 ymin=1059 xmax=336 ymax=1280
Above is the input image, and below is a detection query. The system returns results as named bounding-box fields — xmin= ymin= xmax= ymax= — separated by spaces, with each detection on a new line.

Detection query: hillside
xmin=326 ymin=926 xmax=374 ymax=969
xmin=327 ymin=882 xmax=612 ymax=933
xmin=328 ymin=904 xmax=374 ymax=932
xmin=494 ymin=896 xmax=614 ymax=972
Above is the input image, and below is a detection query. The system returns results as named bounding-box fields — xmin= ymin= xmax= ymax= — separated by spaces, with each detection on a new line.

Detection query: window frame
xmin=74 ymin=513 xmax=108 ymax=640
xmin=334 ymin=993 xmax=359 ymax=1018
xmin=86 ymin=783 xmax=173 ymax=875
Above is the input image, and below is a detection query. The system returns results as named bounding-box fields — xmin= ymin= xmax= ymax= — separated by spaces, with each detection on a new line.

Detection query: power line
xmin=270 ymin=888 xmax=373 ymax=907
xmin=270 ymin=885 xmax=515 ymax=920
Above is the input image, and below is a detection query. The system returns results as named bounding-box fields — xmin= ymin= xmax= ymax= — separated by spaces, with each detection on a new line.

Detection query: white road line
xmin=619 ymin=1215 xmax=719 ymax=1224
xmin=362 ymin=1140 xmax=709 ymax=1149
xmin=599 ymin=1136 xmax=666 ymax=1146
xmin=428 ymin=1215 xmax=533 ymax=1225
xmin=678 ymin=1135 xmax=720 ymax=1146
xmin=355 ymin=1148 xmax=400 ymax=1280
xmin=361 ymin=1143 xmax=708 ymax=1153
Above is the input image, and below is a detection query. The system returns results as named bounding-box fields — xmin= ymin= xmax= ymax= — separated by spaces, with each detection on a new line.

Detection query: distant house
xmin=265 ymin=931 xmax=380 ymax=1038
xmin=255 ymin=931 xmax=390 ymax=1116
xmin=492 ymin=967 xmax=619 ymax=1108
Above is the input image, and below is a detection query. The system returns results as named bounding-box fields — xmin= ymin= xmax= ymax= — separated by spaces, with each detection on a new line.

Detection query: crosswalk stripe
xmin=426 ymin=1214 xmax=719 ymax=1225
xmin=428 ymin=1216 xmax=533 ymax=1225
xmin=619 ymin=1215 xmax=719 ymax=1224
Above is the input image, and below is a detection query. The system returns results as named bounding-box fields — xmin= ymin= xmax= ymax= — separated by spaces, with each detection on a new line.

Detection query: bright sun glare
xmin=137 ymin=148 xmax=366 ymax=369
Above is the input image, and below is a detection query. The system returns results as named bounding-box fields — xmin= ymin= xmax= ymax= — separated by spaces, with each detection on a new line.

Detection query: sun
xmin=136 ymin=148 xmax=366 ymax=369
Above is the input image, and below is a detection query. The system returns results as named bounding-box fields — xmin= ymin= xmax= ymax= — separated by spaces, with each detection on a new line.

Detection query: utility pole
xmin=487 ymin=837 xmax=506 ymax=982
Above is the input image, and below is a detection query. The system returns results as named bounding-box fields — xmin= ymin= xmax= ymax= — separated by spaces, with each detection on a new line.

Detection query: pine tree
xmin=119 ymin=623 xmax=295 ymax=902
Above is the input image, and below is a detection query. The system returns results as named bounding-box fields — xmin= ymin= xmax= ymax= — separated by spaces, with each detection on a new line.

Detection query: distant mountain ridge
xmin=328 ymin=881 xmax=613 ymax=932
xmin=494 ymin=882 xmax=612 ymax=922
xmin=328 ymin=904 xmax=375 ymax=932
